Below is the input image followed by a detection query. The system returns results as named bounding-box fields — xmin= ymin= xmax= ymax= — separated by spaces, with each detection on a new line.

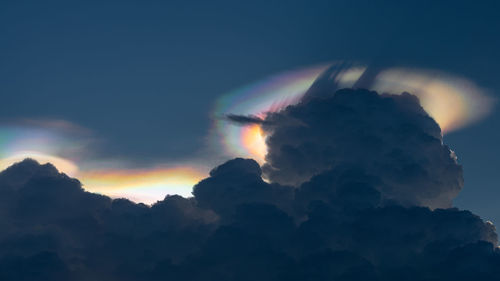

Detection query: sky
xmin=2 ymin=1 xmax=500 ymax=280
xmin=1 ymin=0 xmax=500 ymax=222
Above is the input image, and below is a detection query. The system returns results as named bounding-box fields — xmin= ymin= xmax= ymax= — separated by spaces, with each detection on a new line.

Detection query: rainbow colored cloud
xmin=0 ymin=63 xmax=494 ymax=204
xmin=0 ymin=121 xmax=207 ymax=204
xmin=213 ymin=63 xmax=494 ymax=163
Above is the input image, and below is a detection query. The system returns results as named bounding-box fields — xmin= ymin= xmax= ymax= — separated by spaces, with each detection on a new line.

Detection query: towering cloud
xmin=262 ymin=89 xmax=463 ymax=209
xmin=0 ymin=86 xmax=498 ymax=280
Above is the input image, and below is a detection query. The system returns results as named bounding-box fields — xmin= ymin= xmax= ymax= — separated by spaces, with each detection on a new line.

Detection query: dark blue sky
xmin=1 ymin=1 xmax=499 ymax=222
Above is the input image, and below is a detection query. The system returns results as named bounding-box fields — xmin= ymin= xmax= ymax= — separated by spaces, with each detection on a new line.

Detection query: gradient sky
xmin=1 ymin=1 xmax=500 ymax=222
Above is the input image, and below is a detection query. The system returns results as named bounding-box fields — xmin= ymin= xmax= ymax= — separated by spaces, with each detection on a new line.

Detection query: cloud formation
xmin=262 ymin=88 xmax=463 ymax=209
xmin=225 ymin=114 xmax=266 ymax=125
xmin=0 ymin=88 xmax=498 ymax=280
xmin=215 ymin=63 xmax=494 ymax=164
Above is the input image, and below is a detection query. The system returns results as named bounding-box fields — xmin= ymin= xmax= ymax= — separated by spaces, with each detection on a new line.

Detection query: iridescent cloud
xmin=0 ymin=121 xmax=207 ymax=204
xmin=212 ymin=62 xmax=367 ymax=162
xmin=0 ymin=64 xmax=494 ymax=204
xmin=213 ymin=63 xmax=495 ymax=162
xmin=372 ymin=68 xmax=494 ymax=133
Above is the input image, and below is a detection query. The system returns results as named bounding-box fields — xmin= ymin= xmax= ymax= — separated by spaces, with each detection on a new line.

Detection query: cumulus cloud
xmin=0 ymin=86 xmax=498 ymax=280
xmin=262 ymin=88 xmax=462 ymax=209
xmin=0 ymin=159 xmax=216 ymax=280
xmin=193 ymin=158 xmax=293 ymax=219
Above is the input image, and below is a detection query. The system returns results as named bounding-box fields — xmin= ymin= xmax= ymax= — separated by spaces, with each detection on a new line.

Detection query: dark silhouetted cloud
xmin=262 ymin=88 xmax=462 ymax=209
xmin=0 ymin=87 xmax=498 ymax=280
xmin=225 ymin=114 xmax=266 ymax=125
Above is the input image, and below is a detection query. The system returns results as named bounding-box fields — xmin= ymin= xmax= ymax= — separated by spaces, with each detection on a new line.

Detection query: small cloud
xmin=225 ymin=114 xmax=266 ymax=125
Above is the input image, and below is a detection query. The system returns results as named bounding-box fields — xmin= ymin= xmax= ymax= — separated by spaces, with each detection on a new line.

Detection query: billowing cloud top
xmin=262 ymin=89 xmax=462 ymax=209
xmin=215 ymin=63 xmax=494 ymax=163
xmin=0 ymin=86 xmax=499 ymax=280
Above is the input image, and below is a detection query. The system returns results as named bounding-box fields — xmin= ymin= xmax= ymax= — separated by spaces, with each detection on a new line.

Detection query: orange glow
xmin=78 ymin=166 xmax=207 ymax=204
xmin=241 ymin=124 xmax=267 ymax=163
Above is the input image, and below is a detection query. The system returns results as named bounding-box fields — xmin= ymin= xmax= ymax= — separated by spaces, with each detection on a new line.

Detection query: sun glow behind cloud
xmin=241 ymin=124 xmax=267 ymax=163
xmin=0 ymin=151 xmax=80 ymax=176
xmin=79 ymin=167 xmax=206 ymax=204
